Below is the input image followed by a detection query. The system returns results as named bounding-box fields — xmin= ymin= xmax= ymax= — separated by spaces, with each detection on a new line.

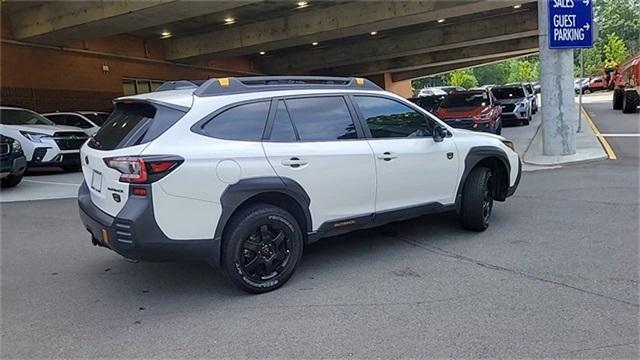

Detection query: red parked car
xmin=434 ymin=89 xmax=502 ymax=134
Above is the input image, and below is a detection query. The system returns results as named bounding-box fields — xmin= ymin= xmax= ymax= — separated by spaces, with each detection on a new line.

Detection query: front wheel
xmin=1 ymin=174 xmax=23 ymax=188
xmin=613 ymin=88 xmax=624 ymax=110
xmin=222 ymin=204 xmax=303 ymax=293
xmin=461 ymin=166 xmax=494 ymax=231
xmin=495 ymin=119 xmax=502 ymax=135
xmin=584 ymin=88 xmax=591 ymax=94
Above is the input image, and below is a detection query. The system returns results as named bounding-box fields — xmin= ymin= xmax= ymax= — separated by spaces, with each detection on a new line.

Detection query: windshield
xmin=83 ymin=113 xmax=110 ymax=126
xmin=440 ymin=92 xmax=488 ymax=108
xmin=492 ymin=87 xmax=525 ymax=99
xmin=0 ymin=109 xmax=56 ymax=125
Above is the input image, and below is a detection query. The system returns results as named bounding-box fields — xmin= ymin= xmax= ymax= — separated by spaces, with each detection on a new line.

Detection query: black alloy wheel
xmin=222 ymin=204 xmax=303 ymax=293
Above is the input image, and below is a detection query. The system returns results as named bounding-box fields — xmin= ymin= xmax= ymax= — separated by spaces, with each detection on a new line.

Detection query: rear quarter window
xmin=193 ymin=101 xmax=271 ymax=141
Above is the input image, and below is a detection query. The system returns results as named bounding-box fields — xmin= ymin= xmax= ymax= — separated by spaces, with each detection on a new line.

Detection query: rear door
xmin=81 ymin=101 xmax=187 ymax=216
xmin=352 ymin=95 xmax=459 ymax=211
xmin=262 ymin=96 xmax=376 ymax=229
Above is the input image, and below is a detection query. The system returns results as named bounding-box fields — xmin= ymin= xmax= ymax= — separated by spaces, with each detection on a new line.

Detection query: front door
xmin=351 ymin=95 xmax=459 ymax=212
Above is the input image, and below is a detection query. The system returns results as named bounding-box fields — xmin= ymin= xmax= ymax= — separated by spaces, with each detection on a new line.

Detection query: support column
xmin=538 ymin=0 xmax=577 ymax=156
xmin=382 ymin=73 xmax=413 ymax=98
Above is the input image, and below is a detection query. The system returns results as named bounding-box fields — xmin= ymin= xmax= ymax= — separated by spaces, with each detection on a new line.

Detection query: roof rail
xmin=154 ymin=80 xmax=208 ymax=92
xmin=193 ymin=76 xmax=382 ymax=97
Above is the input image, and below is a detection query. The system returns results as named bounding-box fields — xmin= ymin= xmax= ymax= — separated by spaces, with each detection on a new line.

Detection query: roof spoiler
xmin=186 ymin=76 xmax=382 ymax=97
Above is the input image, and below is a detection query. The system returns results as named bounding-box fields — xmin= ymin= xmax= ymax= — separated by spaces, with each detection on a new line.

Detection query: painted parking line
xmin=581 ymin=107 xmax=618 ymax=160
xmin=22 ymin=179 xmax=81 ymax=186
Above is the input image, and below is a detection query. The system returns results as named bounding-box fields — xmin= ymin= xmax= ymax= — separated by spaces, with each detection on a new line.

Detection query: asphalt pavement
xmin=1 ymin=95 xmax=638 ymax=358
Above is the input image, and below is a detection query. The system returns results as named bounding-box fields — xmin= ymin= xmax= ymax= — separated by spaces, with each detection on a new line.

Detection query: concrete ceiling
xmin=4 ymin=0 xmax=540 ymax=81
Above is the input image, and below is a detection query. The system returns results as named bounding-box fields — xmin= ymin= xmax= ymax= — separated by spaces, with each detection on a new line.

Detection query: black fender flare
xmin=455 ymin=146 xmax=511 ymax=211
xmin=214 ymin=176 xmax=312 ymax=241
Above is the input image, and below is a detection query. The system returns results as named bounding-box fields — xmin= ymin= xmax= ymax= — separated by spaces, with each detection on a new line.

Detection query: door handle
xmin=281 ymin=157 xmax=308 ymax=168
xmin=377 ymin=152 xmax=397 ymax=161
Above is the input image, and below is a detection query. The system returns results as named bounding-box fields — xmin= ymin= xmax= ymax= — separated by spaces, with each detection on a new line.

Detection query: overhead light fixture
xmin=224 ymin=17 xmax=236 ymax=25
xmin=437 ymin=18 xmax=446 ymax=23
xmin=259 ymin=51 xmax=266 ymax=55
xmin=311 ymin=42 xmax=319 ymax=46
xmin=370 ymin=31 xmax=378 ymax=35
xmin=513 ymin=4 xmax=522 ymax=8
xmin=296 ymin=1 xmax=309 ymax=8
xmin=160 ymin=31 xmax=172 ymax=39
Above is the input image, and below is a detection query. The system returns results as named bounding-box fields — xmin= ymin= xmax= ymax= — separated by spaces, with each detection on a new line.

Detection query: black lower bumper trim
xmin=78 ymin=182 xmax=221 ymax=265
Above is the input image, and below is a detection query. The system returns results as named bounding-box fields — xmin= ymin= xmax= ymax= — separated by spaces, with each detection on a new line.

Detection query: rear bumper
xmin=78 ymin=181 xmax=221 ymax=265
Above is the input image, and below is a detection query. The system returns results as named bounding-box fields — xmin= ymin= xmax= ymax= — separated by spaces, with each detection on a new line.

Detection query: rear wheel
xmin=622 ymin=90 xmax=639 ymax=114
xmin=1 ymin=174 xmax=23 ymax=188
xmin=222 ymin=204 xmax=303 ymax=293
xmin=613 ymin=88 xmax=624 ymax=110
xmin=461 ymin=166 xmax=494 ymax=231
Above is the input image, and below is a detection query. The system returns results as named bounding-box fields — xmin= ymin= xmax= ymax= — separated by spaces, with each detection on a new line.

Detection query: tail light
xmin=104 ymin=156 xmax=183 ymax=183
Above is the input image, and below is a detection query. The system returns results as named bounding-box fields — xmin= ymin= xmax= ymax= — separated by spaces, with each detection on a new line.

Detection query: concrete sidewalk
xmin=523 ymin=108 xmax=607 ymax=166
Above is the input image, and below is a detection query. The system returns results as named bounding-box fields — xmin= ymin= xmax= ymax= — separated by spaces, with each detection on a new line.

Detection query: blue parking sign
xmin=548 ymin=0 xmax=593 ymax=48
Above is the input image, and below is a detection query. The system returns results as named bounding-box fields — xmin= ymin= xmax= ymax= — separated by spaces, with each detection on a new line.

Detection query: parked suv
xmin=43 ymin=111 xmax=110 ymax=136
xmin=491 ymin=85 xmax=532 ymax=126
xmin=1 ymin=135 xmax=27 ymax=187
xmin=434 ymin=89 xmax=502 ymax=134
xmin=0 ymin=107 xmax=89 ymax=172
xmin=78 ymin=77 xmax=521 ymax=293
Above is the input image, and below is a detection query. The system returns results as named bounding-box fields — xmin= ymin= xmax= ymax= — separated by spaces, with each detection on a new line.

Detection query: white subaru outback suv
xmin=78 ymin=77 xmax=521 ymax=293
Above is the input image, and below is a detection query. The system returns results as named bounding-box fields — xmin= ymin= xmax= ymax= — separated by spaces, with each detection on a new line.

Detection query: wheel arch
xmin=215 ymin=177 xmax=312 ymax=246
xmin=456 ymin=146 xmax=511 ymax=212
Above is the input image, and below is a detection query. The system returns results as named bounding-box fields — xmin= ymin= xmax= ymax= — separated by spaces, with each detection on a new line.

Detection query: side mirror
xmin=433 ymin=126 xmax=446 ymax=142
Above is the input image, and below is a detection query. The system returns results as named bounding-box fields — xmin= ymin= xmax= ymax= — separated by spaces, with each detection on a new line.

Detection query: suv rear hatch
xmin=81 ymin=100 xmax=189 ymax=216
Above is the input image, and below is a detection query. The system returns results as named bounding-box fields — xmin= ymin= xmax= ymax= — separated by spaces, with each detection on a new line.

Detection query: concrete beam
xmin=320 ymin=36 xmax=539 ymax=77
xmin=390 ymin=52 xmax=539 ymax=81
xmin=262 ymin=10 xmax=538 ymax=74
xmin=10 ymin=1 xmax=259 ymax=45
xmin=166 ymin=0 xmax=534 ymax=61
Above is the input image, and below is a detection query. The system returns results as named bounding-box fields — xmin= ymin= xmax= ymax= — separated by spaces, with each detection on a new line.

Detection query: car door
xmin=262 ymin=96 xmax=376 ymax=229
xmin=351 ymin=95 xmax=459 ymax=211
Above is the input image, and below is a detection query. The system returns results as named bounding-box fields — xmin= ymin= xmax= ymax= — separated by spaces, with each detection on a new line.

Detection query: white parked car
xmin=491 ymin=85 xmax=533 ymax=126
xmin=43 ymin=111 xmax=110 ymax=136
xmin=0 ymin=106 xmax=89 ymax=172
xmin=78 ymin=77 xmax=521 ymax=293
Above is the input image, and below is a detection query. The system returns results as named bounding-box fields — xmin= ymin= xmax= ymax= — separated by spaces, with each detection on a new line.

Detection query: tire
xmin=461 ymin=166 xmax=494 ymax=231
xmin=622 ymin=90 xmax=639 ymax=114
xmin=584 ymin=88 xmax=591 ymax=94
xmin=613 ymin=88 xmax=624 ymax=110
xmin=61 ymin=164 xmax=81 ymax=172
xmin=522 ymin=113 xmax=531 ymax=126
xmin=1 ymin=174 xmax=23 ymax=188
xmin=222 ymin=204 xmax=303 ymax=293
xmin=495 ymin=119 xmax=502 ymax=135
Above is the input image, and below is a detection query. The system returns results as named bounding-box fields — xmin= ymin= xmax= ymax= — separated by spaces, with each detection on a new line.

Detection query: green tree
xmin=447 ymin=69 xmax=478 ymax=89
xmin=603 ymin=33 xmax=630 ymax=67
xmin=594 ymin=0 xmax=640 ymax=54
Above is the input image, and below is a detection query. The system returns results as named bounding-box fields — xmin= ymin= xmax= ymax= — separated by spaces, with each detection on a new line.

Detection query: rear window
xmin=88 ymin=102 xmax=185 ymax=150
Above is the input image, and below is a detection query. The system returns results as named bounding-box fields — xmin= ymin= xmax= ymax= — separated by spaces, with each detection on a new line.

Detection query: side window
xmin=354 ymin=96 xmax=433 ymax=138
xmin=285 ymin=96 xmax=357 ymax=141
xmin=269 ymin=100 xmax=297 ymax=142
xmin=200 ymin=101 xmax=270 ymax=141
